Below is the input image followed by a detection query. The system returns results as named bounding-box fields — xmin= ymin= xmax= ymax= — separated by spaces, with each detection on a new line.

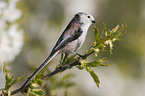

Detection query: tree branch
xmin=41 ymin=60 xmax=81 ymax=79
xmin=11 ymin=60 xmax=81 ymax=95
xmin=3 ymin=24 xmax=127 ymax=96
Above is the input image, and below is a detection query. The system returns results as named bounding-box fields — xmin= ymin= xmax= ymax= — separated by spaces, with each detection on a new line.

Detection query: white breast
xmin=61 ymin=23 xmax=91 ymax=53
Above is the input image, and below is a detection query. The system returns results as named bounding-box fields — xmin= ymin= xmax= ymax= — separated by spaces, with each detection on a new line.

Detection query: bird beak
xmin=92 ymin=20 xmax=96 ymax=23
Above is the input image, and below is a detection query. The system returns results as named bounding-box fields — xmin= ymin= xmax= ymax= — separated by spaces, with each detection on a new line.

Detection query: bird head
xmin=75 ymin=12 xmax=95 ymax=26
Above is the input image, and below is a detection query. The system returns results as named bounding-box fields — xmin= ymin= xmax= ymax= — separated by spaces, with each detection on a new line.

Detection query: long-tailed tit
xmin=20 ymin=12 xmax=95 ymax=89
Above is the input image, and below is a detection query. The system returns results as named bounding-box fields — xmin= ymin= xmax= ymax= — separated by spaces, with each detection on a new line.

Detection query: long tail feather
xmin=20 ymin=50 xmax=59 ymax=90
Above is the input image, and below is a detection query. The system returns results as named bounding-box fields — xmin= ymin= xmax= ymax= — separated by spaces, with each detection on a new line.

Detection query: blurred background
xmin=1 ymin=0 xmax=145 ymax=96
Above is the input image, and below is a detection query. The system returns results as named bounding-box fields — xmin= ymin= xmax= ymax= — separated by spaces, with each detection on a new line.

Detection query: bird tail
xmin=20 ymin=50 xmax=59 ymax=90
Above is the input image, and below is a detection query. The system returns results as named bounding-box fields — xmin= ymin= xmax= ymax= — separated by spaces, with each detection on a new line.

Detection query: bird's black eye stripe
xmin=88 ymin=16 xmax=90 ymax=18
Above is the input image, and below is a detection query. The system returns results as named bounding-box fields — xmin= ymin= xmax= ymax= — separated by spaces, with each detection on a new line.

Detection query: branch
xmin=11 ymin=60 xmax=81 ymax=95
xmin=11 ymin=48 xmax=94 ymax=95
xmin=9 ymin=24 xmax=127 ymax=95
xmin=41 ymin=60 xmax=81 ymax=79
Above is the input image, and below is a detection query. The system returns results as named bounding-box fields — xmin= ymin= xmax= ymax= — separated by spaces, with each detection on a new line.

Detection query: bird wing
xmin=53 ymin=35 xmax=71 ymax=51
xmin=51 ymin=18 xmax=82 ymax=53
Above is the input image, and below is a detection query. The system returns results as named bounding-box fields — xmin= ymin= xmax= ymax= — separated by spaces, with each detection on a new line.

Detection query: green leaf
xmin=27 ymin=68 xmax=46 ymax=95
xmin=68 ymin=55 xmax=77 ymax=63
xmin=110 ymin=24 xmax=120 ymax=34
xmin=26 ymin=92 xmax=39 ymax=96
xmin=92 ymin=48 xmax=99 ymax=57
xmin=85 ymin=47 xmax=94 ymax=55
xmin=103 ymin=23 xmax=107 ymax=36
xmin=97 ymin=44 xmax=105 ymax=51
xmin=31 ymin=77 xmax=43 ymax=87
xmin=89 ymin=70 xmax=100 ymax=88
xmin=104 ymin=40 xmax=113 ymax=54
xmin=86 ymin=58 xmax=111 ymax=67
xmin=3 ymin=63 xmax=13 ymax=89
xmin=7 ymin=76 xmax=24 ymax=89
xmin=120 ymin=24 xmax=127 ymax=34
xmin=115 ymin=37 xmax=122 ymax=41
xmin=109 ymin=40 xmax=113 ymax=54
xmin=28 ymin=83 xmax=45 ymax=96
xmin=94 ymin=26 xmax=100 ymax=43
xmin=85 ymin=67 xmax=100 ymax=88
xmin=31 ymin=89 xmax=45 ymax=96
xmin=76 ymin=65 xmax=84 ymax=70
xmin=36 ymin=79 xmax=43 ymax=86
xmin=31 ymin=83 xmax=40 ymax=88
xmin=31 ymin=67 xmax=45 ymax=86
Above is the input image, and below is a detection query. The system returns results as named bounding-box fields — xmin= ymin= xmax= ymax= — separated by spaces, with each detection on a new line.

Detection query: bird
xmin=20 ymin=12 xmax=95 ymax=90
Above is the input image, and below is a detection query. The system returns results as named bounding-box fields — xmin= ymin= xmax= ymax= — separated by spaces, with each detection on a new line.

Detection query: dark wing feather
xmin=51 ymin=15 xmax=82 ymax=53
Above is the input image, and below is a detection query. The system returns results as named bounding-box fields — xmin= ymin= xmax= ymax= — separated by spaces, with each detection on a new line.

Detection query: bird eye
xmin=88 ymin=16 xmax=91 ymax=18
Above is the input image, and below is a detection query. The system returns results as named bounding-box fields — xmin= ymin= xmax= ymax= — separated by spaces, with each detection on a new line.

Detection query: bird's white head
xmin=75 ymin=12 xmax=95 ymax=26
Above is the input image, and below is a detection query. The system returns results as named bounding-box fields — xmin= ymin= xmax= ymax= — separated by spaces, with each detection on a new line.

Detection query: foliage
xmin=76 ymin=24 xmax=127 ymax=88
xmin=0 ymin=63 xmax=24 ymax=96
xmin=0 ymin=24 xmax=126 ymax=96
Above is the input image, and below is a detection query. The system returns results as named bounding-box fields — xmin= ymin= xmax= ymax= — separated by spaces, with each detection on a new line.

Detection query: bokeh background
xmin=1 ymin=0 xmax=145 ymax=96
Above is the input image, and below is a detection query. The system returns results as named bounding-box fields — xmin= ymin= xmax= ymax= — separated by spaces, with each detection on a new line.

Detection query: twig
xmin=41 ymin=60 xmax=80 ymax=79
xmin=11 ymin=60 xmax=81 ymax=95
xmin=11 ymin=49 xmax=94 ymax=95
